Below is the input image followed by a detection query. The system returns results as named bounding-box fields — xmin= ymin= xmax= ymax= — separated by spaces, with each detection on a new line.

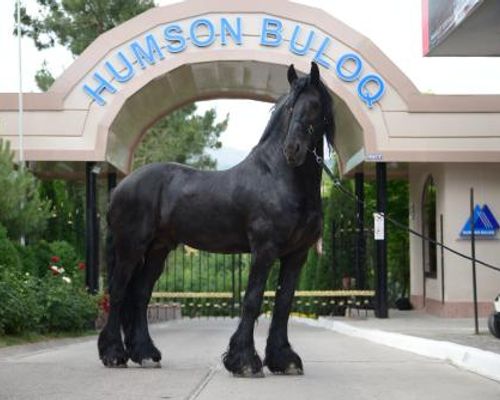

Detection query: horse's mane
xmin=258 ymin=75 xmax=335 ymax=148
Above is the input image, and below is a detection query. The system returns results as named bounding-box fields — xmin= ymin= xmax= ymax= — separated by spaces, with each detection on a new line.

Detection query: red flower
xmin=99 ymin=294 xmax=110 ymax=313
xmin=51 ymin=255 xmax=60 ymax=263
xmin=78 ymin=262 xmax=86 ymax=270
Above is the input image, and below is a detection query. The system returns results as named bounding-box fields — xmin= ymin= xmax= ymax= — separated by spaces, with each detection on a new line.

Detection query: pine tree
xmin=133 ymin=104 xmax=227 ymax=170
xmin=0 ymin=140 xmax=50 ymax=240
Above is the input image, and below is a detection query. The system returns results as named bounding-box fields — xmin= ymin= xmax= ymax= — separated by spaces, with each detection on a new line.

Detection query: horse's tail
xmin=106 ymin=224 xmax=116 ymax=293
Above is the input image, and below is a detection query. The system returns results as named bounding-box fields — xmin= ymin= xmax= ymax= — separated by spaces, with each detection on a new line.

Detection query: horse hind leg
xmin=98 ymin=243 xmax=144 ymax=368
xmin=120 ymin=261 xmax=143 ymax=358
xmin=125 ymin=243 xmax=170 ymax=367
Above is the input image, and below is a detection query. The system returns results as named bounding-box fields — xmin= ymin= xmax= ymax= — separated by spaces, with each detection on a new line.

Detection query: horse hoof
xmin=102 ymin=357 xmax=128 ymax=368
xmin=233 ymin=366 xmax=265 ymax=378
xmin=284 ymin=363 xmax=304 ymax=375
xmin=98 ymin=330 xmax=129 ymax=368
xmin=129 ymin=342 xmax=162 ymax=366
xmin=140 ymin=359 xmax=162 ymax=368
xmin=264 ymin=347 xmax=304 ymax=375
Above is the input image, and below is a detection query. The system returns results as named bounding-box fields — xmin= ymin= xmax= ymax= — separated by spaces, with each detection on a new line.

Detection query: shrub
xmin=0 ymin=267 xmax=97 ymax=335
xmin=39 ymin=277 xmax=98 ymax=332
xmin=0 ymin=225 xmax=22 ymax=272
xmin=16 ymin=240 xmax=52 ymax=277
xmin=0 ymin=270 xmax=43 ymax=334
xmin=16 ymin=240 xmax=84 ymax=282
xmin=48 ymin=241 xmax=80 ymax=278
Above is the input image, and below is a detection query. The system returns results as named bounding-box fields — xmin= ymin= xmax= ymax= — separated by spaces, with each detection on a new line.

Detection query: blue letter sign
xmin=82 ymin=15 xmax=387 ymax=109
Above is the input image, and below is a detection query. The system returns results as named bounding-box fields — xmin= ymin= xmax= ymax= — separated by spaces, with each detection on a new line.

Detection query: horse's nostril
xmin=295 ymin=144 xmax=300 ymax=154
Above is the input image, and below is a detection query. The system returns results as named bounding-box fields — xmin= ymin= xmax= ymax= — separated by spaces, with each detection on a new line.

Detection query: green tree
xmin=364 ymin=179 xmax=410 ymax=298
xmin=17 ymin=0 xmax=228 ymax=255
xmin=297 ymin=166 xmax=410 ymax=296
xmin=314 ymin=196 xmax=335 ymax=290
xmin=0 ymin=140 xmax=50 ymax=240
xmin=297 ymin=177 xmax=337 ymax=291
xmin=16 ymin=0 xmax=155 ymax=56
xmin=0 ymin=224 xmax=22 ymax=272
xmin=133 ymin=104 xmax=227 ymax=170
xmin=324 ymin=178 xmax=357 ymax=288
xmin=16 ymin=0 xmax=155 ymax=91
xmin=17 ymin=1 xmax=227 ymax=171
xmin=299 ymin=249 xmax=319 ymax=290
xmin=39 ymin=180 xmax=86 ymax=257
xmin=387 ymin=180 xmax=410 ymax=299
xmin=34 ymin=61 xmax=55 ymax=92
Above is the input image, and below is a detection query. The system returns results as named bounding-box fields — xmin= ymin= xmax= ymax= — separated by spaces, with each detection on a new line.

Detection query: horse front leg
xmin=223 ymin=245 xmax=276 ymax=377
xmin=264 ymin=248 xmax=308 ymax=375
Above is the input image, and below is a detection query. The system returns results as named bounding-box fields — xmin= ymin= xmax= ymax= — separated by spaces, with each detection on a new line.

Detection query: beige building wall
xmin=410 ymin=163 xmax=500 ymax=317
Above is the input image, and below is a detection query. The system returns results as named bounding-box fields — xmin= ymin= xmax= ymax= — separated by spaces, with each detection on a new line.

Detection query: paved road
xmin=0 ymin=318 xmax=499 ymax=400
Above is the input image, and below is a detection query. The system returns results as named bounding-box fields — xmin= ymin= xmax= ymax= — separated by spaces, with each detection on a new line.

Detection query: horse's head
xmin=283 ymin=62 xmax=334 ymax=167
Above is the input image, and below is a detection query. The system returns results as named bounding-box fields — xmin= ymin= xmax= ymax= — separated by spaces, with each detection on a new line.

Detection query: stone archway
xmin=2 ymin=0 xmax=500 ymax=176
xmin=6 ymin=0 xmax=491 ymax=176
xmin=3 ymin=0 xmax=500 ymax=176
xmin=48 ymin=0 xmax=392 ymax=175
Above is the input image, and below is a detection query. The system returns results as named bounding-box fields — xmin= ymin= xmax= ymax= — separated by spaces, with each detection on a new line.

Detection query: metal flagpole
xmin=17 ymin=0 xmax=24 ymax=169
xmin=16 ymin=0 xmax=26 ymax=247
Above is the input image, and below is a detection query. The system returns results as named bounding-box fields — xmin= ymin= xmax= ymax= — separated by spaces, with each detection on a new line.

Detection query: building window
xmin=422 ymin=176 xmax=437 ymax=278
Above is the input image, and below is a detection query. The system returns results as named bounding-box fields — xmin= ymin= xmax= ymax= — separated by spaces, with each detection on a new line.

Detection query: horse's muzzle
xmin=284 ymin=144 xmax=306 ymax=167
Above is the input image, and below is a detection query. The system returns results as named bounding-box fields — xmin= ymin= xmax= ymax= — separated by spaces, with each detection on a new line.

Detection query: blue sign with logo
xmin=460 ymin=204 xmax=500 ymax=237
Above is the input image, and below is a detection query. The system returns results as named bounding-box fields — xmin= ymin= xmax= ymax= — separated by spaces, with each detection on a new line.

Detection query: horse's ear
xmin=310 ymin=62 xmax=320 ymax=86
xmin=288 ymin=64 xmax=298 ymax=86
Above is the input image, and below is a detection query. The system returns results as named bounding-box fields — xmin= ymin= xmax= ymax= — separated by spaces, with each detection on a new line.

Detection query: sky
xmin=1 ymin=0 xmax=500 ymax=168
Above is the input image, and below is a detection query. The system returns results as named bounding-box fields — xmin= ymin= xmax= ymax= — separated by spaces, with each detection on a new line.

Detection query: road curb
xmin=292 ymin=316 xmax=500 ymax=382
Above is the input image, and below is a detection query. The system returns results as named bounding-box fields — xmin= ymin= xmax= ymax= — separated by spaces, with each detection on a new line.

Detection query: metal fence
xmin=151 ymin=245 xmax=375 ymax=318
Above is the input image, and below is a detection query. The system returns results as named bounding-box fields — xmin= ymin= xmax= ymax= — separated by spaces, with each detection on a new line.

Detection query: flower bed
xmin=0 ymin=250 xmax=97 ymax=336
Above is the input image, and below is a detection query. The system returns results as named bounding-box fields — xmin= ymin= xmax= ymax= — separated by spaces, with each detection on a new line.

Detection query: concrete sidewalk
xmin=296 ymin=310 xmax=500 ymax=382
xmin=324 ymin=309 xmax=500 ymax=354
xmin=1 ymin=318 xmax=499 ymax=400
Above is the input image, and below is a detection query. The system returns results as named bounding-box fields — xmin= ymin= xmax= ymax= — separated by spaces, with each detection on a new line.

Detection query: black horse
xmin=98 ymin=62 xmax=335 ymax=376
